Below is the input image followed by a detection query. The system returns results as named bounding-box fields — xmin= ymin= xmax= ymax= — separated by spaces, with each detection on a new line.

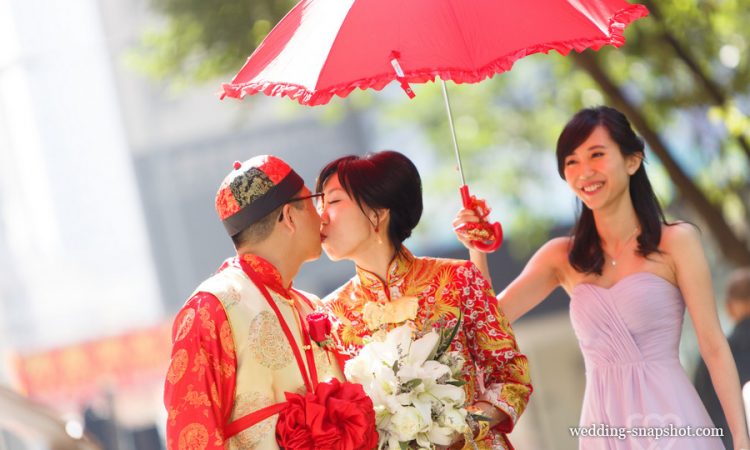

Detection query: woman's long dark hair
xmin=556 ymin=106 xmax=668 ymax=275
xmin=316 ymin=150 xmax=423 ymax=255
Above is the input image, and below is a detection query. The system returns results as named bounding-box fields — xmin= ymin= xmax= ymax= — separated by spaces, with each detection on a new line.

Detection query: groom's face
xmin=289 ymin=186 xmax=324 ymax=262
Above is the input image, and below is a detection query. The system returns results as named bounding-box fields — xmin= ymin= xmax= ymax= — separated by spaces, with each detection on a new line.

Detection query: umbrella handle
xmin=459 ymin=185 xmax=503 ymax=253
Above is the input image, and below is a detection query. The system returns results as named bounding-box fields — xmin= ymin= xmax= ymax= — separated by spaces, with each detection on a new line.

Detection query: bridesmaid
xmin=455 ymin=106 xmax=749 ymax=450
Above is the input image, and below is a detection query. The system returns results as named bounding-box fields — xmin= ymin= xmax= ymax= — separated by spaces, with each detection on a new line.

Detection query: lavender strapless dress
xmin=569 ymin=272 xmax=725 ymax=450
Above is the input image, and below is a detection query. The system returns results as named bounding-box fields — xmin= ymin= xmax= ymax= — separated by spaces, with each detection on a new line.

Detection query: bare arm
xmin=497 ymin=237 xmax=567 ymax=322
xmin=453 ymin=207 xmax=567 ymax=322
xmin=668 ymin=224 xmax=750 ymax=449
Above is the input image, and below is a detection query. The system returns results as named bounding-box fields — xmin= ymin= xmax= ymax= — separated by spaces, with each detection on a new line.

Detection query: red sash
xmin=223 ymin=261 xmax=319 ymax=439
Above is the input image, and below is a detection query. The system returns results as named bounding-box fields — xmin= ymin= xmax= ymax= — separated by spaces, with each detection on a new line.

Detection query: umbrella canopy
xmin=220 ymin=0 xmax=648 ymax=251
xmin=221 ymin=0 xmax=648 ymax=106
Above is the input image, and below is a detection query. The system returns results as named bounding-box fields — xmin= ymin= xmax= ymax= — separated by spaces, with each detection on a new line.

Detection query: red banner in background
xmin=12 ymin=323 xmax=172 ymax=408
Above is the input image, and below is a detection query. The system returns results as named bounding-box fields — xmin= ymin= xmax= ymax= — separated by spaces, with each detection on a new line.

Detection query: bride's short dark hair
xmin=316 ymin=150 xmax=423 ymax=254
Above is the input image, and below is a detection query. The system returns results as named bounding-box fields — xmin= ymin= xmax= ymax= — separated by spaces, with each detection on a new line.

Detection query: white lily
xmin=426 ymin=383 xmax=466 ymax=406
xmin=427 ymin=422 xmax=457 ymax=446
xmin=346 ymin=322 xmax=471 ymax=450
xmin=389 ymin=406 xmax=428 ymax=442
xmin=439 ymin=406 xmax=470 ymax=434
xmin=344 ymin=348 xmax=376 ymax=384
xmin=404 ymin=330 xmax=439 ymax=367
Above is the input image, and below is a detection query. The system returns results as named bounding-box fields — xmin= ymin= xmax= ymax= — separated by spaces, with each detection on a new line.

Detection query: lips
xmin=580 ymin=182 xmax=604 ymax=195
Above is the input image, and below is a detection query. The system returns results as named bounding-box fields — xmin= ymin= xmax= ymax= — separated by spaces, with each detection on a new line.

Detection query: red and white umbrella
xmin=221 ymin=0 xmax=649 ymax=250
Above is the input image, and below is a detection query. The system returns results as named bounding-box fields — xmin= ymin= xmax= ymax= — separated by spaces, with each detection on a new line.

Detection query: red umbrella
xmin=221 ymin=0 xmax=648 ymax=250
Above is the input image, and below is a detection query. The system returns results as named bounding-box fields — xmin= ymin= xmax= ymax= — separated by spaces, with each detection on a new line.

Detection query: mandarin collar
xmin=234 ymin=253 xmax=291 ymax=296
xmin=355 ymin=248 xmax=415 ymax=296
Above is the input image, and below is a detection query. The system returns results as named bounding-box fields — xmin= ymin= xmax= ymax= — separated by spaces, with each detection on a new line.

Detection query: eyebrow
xmin=566 ymin=144 xmax=606 ymax=159
xmin=324 ymin=187 xmax=345 ymax=195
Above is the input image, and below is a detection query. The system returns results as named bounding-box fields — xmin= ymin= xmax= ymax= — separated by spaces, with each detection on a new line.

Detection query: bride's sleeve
xmin=458 ymin=261 xmax=533 ymax=433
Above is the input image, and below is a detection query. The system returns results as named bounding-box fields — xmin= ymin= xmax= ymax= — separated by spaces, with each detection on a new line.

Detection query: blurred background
xmin=0 ymin=0 xmax=748 ymax=449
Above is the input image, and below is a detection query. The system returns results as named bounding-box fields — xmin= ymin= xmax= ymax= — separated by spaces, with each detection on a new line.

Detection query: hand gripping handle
xmin=459 ymin=185 xmax=503 ymax=253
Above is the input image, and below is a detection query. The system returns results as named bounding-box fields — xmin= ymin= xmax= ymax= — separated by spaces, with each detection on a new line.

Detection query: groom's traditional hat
xmin=215 ymin=155 xmax=304 ymax=237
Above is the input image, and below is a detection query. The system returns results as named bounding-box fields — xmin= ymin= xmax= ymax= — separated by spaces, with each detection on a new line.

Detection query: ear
xmin=625 ymin=152 xmax=643 ymax=176
xmin=369 ymin=208 xmax=390 ymax=229
xmin=279 ymin=204 xmax=297 ymax=233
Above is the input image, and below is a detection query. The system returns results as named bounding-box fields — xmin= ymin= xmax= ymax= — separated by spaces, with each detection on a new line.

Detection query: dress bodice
xmin=567 ymin=272 xmax=724 ymax=449
xmin=570 ymin=272 xmax=684 ymax=369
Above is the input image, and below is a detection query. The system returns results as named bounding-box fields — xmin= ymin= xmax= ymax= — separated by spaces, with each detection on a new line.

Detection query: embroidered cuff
xmin=479 ymin=383 xmax=518 ymax=434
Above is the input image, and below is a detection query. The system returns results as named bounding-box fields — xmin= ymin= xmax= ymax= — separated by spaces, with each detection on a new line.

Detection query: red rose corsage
xmin=307 ymin=311 xmax=335 ymax=349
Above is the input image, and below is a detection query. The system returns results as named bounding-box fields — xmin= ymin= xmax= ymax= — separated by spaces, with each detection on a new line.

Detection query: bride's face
xmin=318 ymin=175 xmax=378 ymax=261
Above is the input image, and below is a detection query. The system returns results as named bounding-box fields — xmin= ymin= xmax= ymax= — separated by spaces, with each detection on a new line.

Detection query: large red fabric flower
xmin=276 ymin=378 xmax=378 ymax=450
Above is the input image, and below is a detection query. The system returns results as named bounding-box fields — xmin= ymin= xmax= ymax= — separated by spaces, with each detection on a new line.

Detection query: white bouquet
xmin=344 ymin=318 xmax=474 ymax=450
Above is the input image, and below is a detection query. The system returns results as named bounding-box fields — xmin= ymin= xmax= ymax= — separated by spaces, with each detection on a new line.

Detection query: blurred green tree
xmin=134 ymin=0 xmax=750 ymax=265
xmin=131 ymin=0 xmax=295 ymax=86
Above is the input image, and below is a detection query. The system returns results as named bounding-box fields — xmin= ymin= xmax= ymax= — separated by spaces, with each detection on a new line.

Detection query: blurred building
xmin=0 ymin=0 xmax=587 ymax=449
xmin=0 ymin=0 xmax=162 ymax=351
xmin=98 ymin=0 xmax=375 ymax=313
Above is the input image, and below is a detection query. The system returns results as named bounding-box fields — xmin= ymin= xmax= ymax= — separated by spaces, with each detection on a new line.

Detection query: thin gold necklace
xmin=604 ymin=227 xmax=640 ymax=267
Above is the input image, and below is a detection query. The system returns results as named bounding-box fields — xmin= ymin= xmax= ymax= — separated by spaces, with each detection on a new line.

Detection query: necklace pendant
xmin=611 ymin=260 xmax=617 ymax=266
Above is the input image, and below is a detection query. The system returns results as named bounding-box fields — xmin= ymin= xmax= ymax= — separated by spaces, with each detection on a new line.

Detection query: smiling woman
xmin=556 ymin=107 xmax=666 ymax=275
xmin=455 ymin=106 xmax=750 ymax=450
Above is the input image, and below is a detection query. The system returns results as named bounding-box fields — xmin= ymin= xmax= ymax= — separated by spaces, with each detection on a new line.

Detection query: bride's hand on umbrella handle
xmin=455 ymin=185 xmax=503 ymax=253
xmin=453 ymin=207 xmax=481 ymax=250
xmin=453 ymin=206 xmax=493 ymax=284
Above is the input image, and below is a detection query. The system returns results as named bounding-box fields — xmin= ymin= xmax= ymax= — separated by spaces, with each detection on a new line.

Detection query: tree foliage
xmin=131 ymin=0 xmax=295 ymax=86
xmin=136 ymin=0 xmax=750 ymax=264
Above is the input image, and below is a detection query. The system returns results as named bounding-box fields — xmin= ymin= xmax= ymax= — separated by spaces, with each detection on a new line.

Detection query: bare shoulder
xmin=537 ymin=236 xmax=572 ymax=261
xmin=661 ymin=222 xmax=702 ymax=252
xmin=524 ymin=236 xmax=571 ymax=282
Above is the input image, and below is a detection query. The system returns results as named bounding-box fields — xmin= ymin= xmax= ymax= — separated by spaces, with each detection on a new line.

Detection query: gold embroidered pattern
xmin=313 ymin=343 xmax=335 ymax=379
xmin=210 ymin=383 xmax=220 ymax=407
xmin=216 ymin=287 xmax=241 ymax=309
xmin=248 ymin=311 xmax=293 ymax=370
xmin=323 ymin=249 xmax=531 ymax=447
xmin=219 ymin=321 xmax=235 ymax=356
xmin=167 ymin=406 xmax=180 ymax=426
xmin=198 ymin=305 xmax=217 ymax=340
xmin=177 ymin=423 xmax=209 ymax=450
xmin=476 ymin=331 xmax=515 ymax=352
xmin=362 ymin=296 xmax=419 ymax=330
xmin=183 ymin=384 xmax=211 ymax=408
xmin=167 ymin=349 xmax=189 ymax=384
xmin=501 ymin=383 xmax=529 ymax=418
xmin=229 ymin=392 xmax=275 ymax=450
xmin=231 ymin=168 xmax=274 ymax=207
xmin=191 ymin=348 xmax=210 ymax=380
xmin=174 ymin=308 xmax=196 ymax=342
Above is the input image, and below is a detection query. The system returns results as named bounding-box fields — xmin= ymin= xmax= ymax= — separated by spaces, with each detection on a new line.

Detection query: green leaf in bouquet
xmin=436 ymin=311 xmax=463 ymax=358
xmin=469 ymin=412 xmax=493 ymax=423
xmin=399 ymin=441 xmax=409 ymax=450
xmin=392 ymin=359 xmax=400 ymax=373
xmin=401 ymin=379 xmax=423 ymax=391
xmin=445 ymin=379 xmax=467 ymax=387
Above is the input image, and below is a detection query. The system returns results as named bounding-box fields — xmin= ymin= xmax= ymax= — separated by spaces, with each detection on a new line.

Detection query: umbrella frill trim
xmin=220 ymin=4 xmax=649 ymax=106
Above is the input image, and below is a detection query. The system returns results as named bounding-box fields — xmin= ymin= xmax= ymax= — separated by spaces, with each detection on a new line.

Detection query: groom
xmin=163 ymin=155 xmax=342 ymax=450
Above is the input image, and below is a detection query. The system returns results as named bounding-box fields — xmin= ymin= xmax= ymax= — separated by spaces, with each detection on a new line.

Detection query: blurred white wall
xmin=0 ymin=0 xmax=161 ymax=352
